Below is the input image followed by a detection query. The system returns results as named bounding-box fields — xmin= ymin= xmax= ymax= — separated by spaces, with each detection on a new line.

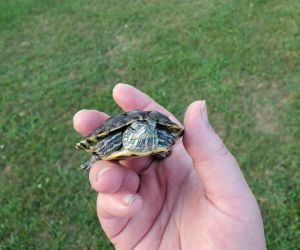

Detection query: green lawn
xmin=0 ymin=0 xmax=299 ymax=249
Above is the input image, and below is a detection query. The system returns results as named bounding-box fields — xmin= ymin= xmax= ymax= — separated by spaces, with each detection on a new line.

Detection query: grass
xmin=0 ymin=0 xmax=299 ymax=249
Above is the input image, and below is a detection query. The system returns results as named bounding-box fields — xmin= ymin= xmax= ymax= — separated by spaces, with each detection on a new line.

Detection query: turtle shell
xmin=76 ymin=109 xmax=183 ymax=153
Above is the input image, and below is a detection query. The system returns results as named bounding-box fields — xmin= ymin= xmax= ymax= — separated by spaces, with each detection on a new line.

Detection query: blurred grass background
xmin=0 ymin=0 xmax=299 ymax=249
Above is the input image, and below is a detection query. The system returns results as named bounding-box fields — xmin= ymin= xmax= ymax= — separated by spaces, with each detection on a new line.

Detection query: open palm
xmin=73 ymin=84 xmax=266 ymax=250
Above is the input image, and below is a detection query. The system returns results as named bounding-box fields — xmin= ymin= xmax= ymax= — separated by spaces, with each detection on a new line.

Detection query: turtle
xmin=76 ymin=109 xmax=184 ymax=170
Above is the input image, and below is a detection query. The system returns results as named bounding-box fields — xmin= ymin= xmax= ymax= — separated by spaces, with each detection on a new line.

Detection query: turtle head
xmin=123 ymin=120 xmax=158 ymax=152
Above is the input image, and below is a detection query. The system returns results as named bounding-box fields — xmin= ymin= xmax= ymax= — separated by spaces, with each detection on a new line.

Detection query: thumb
xmin=183 ymin=101 xmax=252 ymax=201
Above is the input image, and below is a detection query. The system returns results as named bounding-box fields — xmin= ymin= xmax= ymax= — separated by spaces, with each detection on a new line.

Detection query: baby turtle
xmin=76 ymin=109 xmax=183 ymax=170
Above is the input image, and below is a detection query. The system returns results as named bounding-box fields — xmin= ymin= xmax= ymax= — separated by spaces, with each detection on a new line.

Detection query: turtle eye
xmin=148 ymin=121 xmax=156 ymax=128
xmin=131 ymin=122 xmax=139 ymax=130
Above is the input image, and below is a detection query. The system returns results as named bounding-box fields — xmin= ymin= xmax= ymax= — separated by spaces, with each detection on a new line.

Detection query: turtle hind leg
xmin=80 ymin=155 xmax=99 ymax=170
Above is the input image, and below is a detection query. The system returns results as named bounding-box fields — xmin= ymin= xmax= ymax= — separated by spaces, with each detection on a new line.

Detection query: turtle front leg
xmin=80 ymin=155 xmax=100 ymax=170
xmin=154 ymin=126 xmax=176 ymax=160
xmin=154 ymin=150 xmax=171 ymax=159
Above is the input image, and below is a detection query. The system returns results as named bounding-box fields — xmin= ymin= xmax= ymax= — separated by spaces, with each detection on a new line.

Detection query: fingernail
xmin=73 ymin=109 xmax=88 ymax=122
xmin=123 ymin=194 xmax=138 ymax=206
xmin=96 ymin=166 xmax=112 ymax=181
xmin=201 ymin=100 xmax=209 ymax=124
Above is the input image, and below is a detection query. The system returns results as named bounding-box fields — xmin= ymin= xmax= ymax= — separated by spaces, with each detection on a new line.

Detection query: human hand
xmin=73 ymin=84 xmax=266 ymax=250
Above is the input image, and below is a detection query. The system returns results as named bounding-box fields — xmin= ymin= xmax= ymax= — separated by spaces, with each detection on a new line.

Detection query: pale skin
xmin=73 ymin=84 xmax=266 ymax=250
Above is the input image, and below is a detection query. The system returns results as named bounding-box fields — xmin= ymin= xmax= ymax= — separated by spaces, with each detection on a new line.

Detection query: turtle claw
xmin=80 ymin=155 xmax=99 ymax=170
xmin=80 ymin=162 xmax=91 ymax=171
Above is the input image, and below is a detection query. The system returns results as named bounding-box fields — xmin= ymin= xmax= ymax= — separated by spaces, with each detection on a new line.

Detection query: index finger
xmin=112 ymin=83 xmax=182 ymax=125
xmin=73 ymin=109 xmax=109 ymax=136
